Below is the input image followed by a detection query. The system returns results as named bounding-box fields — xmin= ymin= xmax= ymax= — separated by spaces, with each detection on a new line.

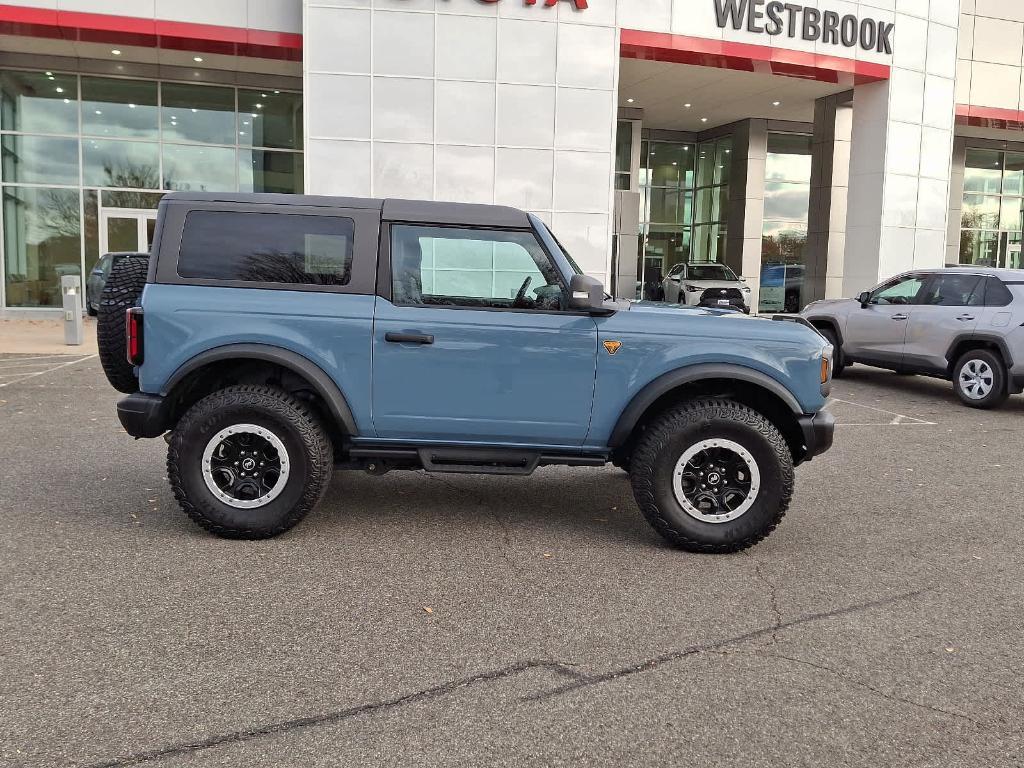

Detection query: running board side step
xmin=346 ymin=446 xmax=607 ymax=475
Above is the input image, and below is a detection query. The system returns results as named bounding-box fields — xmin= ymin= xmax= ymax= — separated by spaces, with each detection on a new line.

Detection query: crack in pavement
xmin=750 ymin=650 xmax=985 ymax=728
xmin=747 ymin=554 xmax=783 ymax=644
xmin=76 ymin=591 xmax=934 ymax=768
xmin=523 ymin=587 xmax=933 ymax=703
xmin=80 ymin=659 xmax=587 ymax=768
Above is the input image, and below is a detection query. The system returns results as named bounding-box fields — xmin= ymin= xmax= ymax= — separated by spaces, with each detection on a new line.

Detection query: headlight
xmin=684 ymin=284 xmax=701 ymax=292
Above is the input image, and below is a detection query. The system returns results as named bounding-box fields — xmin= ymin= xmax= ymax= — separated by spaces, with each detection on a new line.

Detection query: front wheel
xmin=953 ymin=349 xmax=1008 ymax=409
xmin=629 ymin=399 xmax=794 ymax=553
xmin=167 ymin=385 xmax=334 ymax=538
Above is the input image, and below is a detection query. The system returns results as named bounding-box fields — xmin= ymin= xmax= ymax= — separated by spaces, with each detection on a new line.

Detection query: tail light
xmin=126 ymin=307 xmax=144 ymax=366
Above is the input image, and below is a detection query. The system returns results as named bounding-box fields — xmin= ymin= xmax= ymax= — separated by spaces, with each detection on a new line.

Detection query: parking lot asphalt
xmin=1 ymin=354 xmax=1022 ymax=768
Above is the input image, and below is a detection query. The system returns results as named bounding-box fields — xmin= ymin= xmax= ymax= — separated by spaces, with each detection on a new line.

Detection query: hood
xmin=628 ymin=300 xmax=755 ymax=319
xmin=802 ymin=297 xmax=857 ymax=313
xmin=678 ymin=278 xmax=749 ymax=292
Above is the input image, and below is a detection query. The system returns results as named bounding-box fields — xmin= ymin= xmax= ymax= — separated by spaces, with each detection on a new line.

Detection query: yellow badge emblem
xmin=603 ymin=340 xmax=622 ymax=356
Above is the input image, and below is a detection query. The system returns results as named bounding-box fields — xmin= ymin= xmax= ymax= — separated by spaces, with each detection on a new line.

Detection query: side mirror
xmin=857 ymin=291 xmax=871 ymax=307
xmin=569 ymin=273 xmax=606 ymax=312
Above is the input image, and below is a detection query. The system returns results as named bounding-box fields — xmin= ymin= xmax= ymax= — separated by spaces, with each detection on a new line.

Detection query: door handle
xmin=956 ymin=314 xmax=975 ymax=321
xmin=890 ymin=314 xmax=908 ymax=321
xmin=385 ymin=332 xmax=434 ymax=345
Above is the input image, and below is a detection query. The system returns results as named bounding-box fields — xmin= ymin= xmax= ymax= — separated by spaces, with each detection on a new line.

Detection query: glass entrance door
xmin=100 ymin=209 xmax=157 ymax=255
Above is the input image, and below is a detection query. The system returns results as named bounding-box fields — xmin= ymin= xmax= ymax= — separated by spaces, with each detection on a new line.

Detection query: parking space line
xmin=0 ymin=355 xmax=97 ymax=389
xmin=824 ymin=397 xmax=937 ymax=426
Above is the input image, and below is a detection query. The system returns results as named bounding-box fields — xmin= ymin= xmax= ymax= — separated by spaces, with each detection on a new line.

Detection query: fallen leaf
xmin=944 ymin=647 xmax=956 ymax=653
xmin=423 ymin=606 xmax=433 ymax=615
xmin=543 ymin=553 xmax=552 ymax=558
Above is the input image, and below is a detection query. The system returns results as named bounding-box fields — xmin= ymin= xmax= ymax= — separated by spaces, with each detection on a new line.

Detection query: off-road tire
xmin=953 ymin=349 xmax=1009 ymax=410
xmin=97 ymin=256 xmax=148 ymax=394
xmin=819 ymin=327 xmax=845 ymax=378
xmin=630 ymin=399 xmax=794 ymax=554
xmin=167 ymin=385 xmax=334 ymax=539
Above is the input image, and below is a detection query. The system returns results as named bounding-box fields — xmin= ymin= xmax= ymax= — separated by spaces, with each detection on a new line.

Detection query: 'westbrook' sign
xmin=713 ymin=0 xmax=895 ymax=54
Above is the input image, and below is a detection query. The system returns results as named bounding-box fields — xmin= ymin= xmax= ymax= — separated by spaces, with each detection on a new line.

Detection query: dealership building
xmin=1 ymin=0 xmax=1023 ymax=316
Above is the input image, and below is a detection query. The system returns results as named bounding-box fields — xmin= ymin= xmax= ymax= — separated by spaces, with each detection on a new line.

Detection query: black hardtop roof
xmin=161 ymin=192 xmax=532 ymax=228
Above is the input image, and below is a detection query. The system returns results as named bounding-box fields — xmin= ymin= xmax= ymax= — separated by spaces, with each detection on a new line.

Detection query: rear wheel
xmin=629 ymin=399 xmax=793 ymax=553
xmin=97 ymin=256 xmax=148 ymax=393
xmin=953 ymin=349 xmax=1008 ymax=409
xmin=167 ymin=385 xmax=334 ymax=539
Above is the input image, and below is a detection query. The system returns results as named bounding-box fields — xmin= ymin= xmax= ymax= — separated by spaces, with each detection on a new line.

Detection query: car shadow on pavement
xmin=313 ymin=466 xmax=659 ymax=549
xmin=837 ymin=365 xmax=1024 ymax=412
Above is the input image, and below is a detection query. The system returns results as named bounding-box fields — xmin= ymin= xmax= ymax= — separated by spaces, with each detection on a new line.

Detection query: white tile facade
xmin=958 ymin=0 xmax=1024 ymax=111
xmin=303 ymin=0 xmax=619 ymax=278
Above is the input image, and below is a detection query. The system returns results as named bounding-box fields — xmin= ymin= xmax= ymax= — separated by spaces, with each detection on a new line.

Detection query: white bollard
xmin=61 ymin=275 xmax=84 ymax=346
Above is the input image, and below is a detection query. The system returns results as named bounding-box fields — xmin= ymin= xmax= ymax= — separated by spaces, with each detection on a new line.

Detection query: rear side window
xmin=920 ymin=274 xmax=984 ymax=306
xmin=984 ymin=278 xmax=1014 ymax=307
xmin=177 ymin=210 xmax=354 ymax=286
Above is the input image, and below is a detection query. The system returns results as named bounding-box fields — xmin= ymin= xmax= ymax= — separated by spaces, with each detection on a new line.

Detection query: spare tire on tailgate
xmin=98 ymin=255 xmax=149 ymax=394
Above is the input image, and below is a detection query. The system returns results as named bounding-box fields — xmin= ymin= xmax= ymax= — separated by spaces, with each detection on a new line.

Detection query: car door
xmin=663 ymin=264 xmax=684 ymax=303
xmin=371 ymin=223 xmax=599 ymax=445
xmin=903 ymin=273 xmax=983 ymax=372
xmin=843 ymin=274 xmax=927 ymax=366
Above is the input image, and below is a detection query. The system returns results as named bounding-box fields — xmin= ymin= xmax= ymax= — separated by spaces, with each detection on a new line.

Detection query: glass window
xmin=238 ymin=89 xmax=302 ymax=150
xmin=959 ymin=230 xmax=999 ymax=267
xmin=3 ymin=186 xmax=81 ymax=308
xmin=2 ymin=134 xmax=79 ymax=185
xmin=984 ymin=277 xmax=1014 ymax=307
xmin=81 ymin=77 xmax=159 ymax=139
xmin=83 ymin=139 xmax=160 ymax=188
xmin=161 ymin=82 xmax=235 ymax=145
xmin=999 ymin=197 xmax=1023 ymax=232
xmin=964 ymin=149 xmax=1003 ymax=194
xmin=961 ymin=194 xmax=1000 ymax=229
xmin=764 ymin=181 xmax=811 ymax=223
xmin=919 ymin=274 xmax=984 ymax=306
xmin=714 ymin=138 xmax=732 ymax=185
xmin=696 ymin=142 xmax=716 ymax=187
xmin=765 ymin=134 xmax=812 ymax=182
xmin=178 ymin=211 xmax=353 ymax=286
xmin=871 ymin=276 xmax=925 ymax=305
xmin=101 ymin=190 xmax=164 ymax=209
xmin=391 ymin=225 xmax=564 ymax=310
xmin=0 ymin=70 xmax=78 ymax=134
xmin=239 ymin=149 xmax=303 ymax=194
xmin=1003 ymin=152 xmax=1024 ymax=196
xmin=162 ymin=144 xmax=236 ymax=191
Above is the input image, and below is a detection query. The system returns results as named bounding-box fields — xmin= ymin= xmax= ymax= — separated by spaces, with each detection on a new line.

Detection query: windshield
xmin=544 ymin=225 xmax=584 ymax=275
xmin=688 ymin=264 xmax=738 ymax=282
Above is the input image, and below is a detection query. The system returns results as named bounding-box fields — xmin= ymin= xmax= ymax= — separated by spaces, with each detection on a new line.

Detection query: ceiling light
xmin=627 ymin=98 xmax=634 ymax=103
xmin=95 ymin=110 xmax=102 ymax=115
xmin=45 ymin=71 xmax=52 ymax=76
xmin=111 ymin=49 xmax=122 ymax=55
xmin=239 ymin=131 xmax=246 ymax=136
xmin=191 ymin=108 xmax=198 ymax=113
xmin=255 ymin=103 xmax=263 ymax=109
xmin=700 ymin=117 xmax=708 ymax=122
xmin=63 ymin=98 xmax=70 ymax=104
xmin=193 ymin=56 xmax=204 ymax=63
xmin=128 ymin=103 xmax=136 ymax=109
xmin=273 ymin=90 xmax=280 ymax=94
xmin=772 ymin=100 xmax=781 ymax=106
xmin=684 ymin=103 xmax=691 ymax=108
xmin=55 ymin=87 xmax=64 ymax=93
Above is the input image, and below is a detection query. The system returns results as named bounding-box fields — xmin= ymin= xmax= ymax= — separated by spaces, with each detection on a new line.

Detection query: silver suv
xmin=802 ymin=268 xmax=1024 ymax=409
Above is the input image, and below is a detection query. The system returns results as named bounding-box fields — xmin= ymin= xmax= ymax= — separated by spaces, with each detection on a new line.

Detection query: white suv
xmin=661 ymin=262 xmax=752 ymax=312
xmin=802 ymin=268 xmax=1024 ymax=409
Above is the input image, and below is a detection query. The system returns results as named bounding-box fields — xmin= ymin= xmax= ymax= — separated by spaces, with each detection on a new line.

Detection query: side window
xmin=920 ymin=274 xmax=984 ymax=306
xmin=871 ymin=276 xmax=925 ymax=305
xmin=390 ymin=225 xmax=565 ymax=311
xmin=178 ymin=211 xmax=354 ymax=286
xmin=984 ymin=277 xmax=1014 ymax=307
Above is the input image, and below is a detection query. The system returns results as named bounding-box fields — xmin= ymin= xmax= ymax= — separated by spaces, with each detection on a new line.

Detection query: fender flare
xmin=162 ymin=343 xmax=359 ymax=435
xmin=805 ymin=315 xmax=845 ymax=347
xmin=945 ymin=333 xmax=1016 ymax=371
xmin=607 ymin=363 xmax=802 ymax=448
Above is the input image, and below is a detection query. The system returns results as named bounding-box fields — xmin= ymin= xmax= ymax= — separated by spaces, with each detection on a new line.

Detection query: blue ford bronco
xmin=98 ymin=192 xmax=834 ymax=552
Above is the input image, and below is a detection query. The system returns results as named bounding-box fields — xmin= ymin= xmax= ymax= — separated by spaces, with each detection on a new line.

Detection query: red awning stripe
xmin=620 ymin=29 xmax=889 ymax=85
xmin=0 ymin=3 xmax=301 ymax=60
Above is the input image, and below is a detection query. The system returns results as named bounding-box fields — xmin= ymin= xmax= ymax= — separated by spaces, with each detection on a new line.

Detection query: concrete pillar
xmin=725 ymin=119 xmax=768 ymax=312
xmin=843 ymin=3 xmax=960 ymax=296
xmin=806 ymin=94 xmax=853 ymax=303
